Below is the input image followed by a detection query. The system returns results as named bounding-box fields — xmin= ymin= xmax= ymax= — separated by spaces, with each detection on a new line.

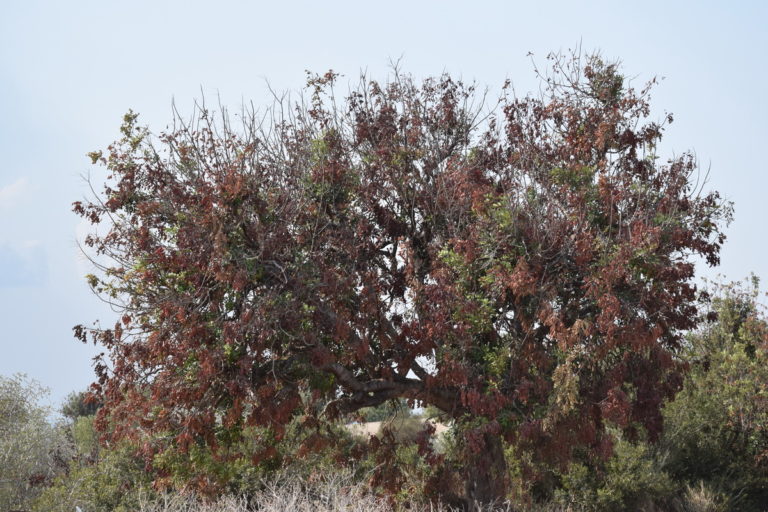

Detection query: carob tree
xmin=74 ymin=52 xmax=730 ymax=508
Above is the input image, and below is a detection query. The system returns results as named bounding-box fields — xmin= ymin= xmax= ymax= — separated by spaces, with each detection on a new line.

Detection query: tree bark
xmin=462 ymin=431 xmax=509 ymax=511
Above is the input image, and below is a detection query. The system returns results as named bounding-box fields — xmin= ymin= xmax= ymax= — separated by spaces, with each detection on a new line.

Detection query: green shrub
xmin=659 ymin=278 xmax=768 ymax=510
xmin=552 ymin=435 xmax=674 ymax=511
xmin=32 ymin=438 xmax=155 ymax=512
xmin=0 ymin=374 xmax=71 ymax=511
xmin=359 ymin=399 xmax=411 ymax=422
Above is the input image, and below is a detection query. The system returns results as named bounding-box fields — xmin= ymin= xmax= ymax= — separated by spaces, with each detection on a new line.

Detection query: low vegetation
xmin=2 ymin=278 xmax=766 ymax=511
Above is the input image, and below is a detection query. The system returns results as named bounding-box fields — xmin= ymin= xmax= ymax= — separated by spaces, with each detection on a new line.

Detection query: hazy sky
xmin=2 ymin=0 xmax=766 ymax=407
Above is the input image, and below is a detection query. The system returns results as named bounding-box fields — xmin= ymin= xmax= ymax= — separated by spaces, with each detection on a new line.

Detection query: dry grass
xmin=107 ymin=468 xmax=727 ymax=512
xmin=671 ymin=482 xmax=727 ymax=512
xmin=137 ymin=472 xmax=393 ymax=512
xmin=133 ymin=471 xmax=523 ymax=512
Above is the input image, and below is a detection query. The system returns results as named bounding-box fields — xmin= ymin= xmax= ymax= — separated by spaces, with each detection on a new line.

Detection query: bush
xmin=0 ymin=374 xmax=71 ymax=511
xmin=659 ymin=278 xmax=768 ymax=510
xmin=359 ymin=399 xmax=411 ymax=423
xmin=31 ymin=436 xmax=156 ymax=512
xmin=31 ymin=406 xmax=156 ymax=512
xmin=552 ymin=435 xmax=674 ymax=511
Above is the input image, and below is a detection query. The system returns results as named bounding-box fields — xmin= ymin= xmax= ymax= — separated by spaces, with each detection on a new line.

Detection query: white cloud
xmin=0 ymin=177 xmax=29 ymax=210
xmin=0 ymin=242 xmax=47 ymax=287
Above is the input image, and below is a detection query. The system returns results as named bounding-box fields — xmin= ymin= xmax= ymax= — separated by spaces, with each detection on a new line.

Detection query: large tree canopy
xmin=74 ymin=53 xmax=731 ymax=507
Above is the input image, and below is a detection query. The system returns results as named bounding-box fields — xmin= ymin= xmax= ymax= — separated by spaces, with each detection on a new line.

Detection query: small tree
xmin=661 ymin=277 xmax=768 ymax=510
xmin=75 ymin=52 xmax=730 ymax=508
xmin=0 ymin=374 xmax=70 ymax=511
xmin=60 ymin=390 xmax=101 ymax=422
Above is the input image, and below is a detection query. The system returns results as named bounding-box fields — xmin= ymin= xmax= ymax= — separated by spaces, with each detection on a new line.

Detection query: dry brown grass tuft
xmin=136 ymin=471 xmax=392 ymax=512
xmin=133 ymin=470 xmax=525 ymax=512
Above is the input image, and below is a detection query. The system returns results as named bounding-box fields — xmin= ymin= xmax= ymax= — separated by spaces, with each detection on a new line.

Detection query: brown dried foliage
xmin=74 ymin=52 xmax=731 ymax=507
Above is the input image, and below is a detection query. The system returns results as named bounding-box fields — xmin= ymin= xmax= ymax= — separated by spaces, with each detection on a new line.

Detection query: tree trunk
xmin=462 ymin=431 xmax=509 ymax=511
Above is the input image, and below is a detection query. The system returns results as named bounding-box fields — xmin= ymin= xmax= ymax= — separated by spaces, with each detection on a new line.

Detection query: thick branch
xmin=319 ymin=360 xmax=458 ymax=415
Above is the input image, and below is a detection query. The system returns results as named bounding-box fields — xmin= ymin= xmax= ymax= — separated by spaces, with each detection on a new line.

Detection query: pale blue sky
xmin=2 ymin=0 xmax=766 ymax=406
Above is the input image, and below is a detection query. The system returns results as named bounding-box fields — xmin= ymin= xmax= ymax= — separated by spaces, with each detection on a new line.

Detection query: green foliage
xmin=360 ymin=398 xmax=411 ymax=422
xmin=30 ymin=408 xmax=156 ymax=512
xmin=150 ymin=413 xmax=364 ymax=498
xmin=554 ymin=436 xmax=674 ymax=511
xmin=71 ymin=415 xmax=99 ymax=457
xmin=32 ymin=439 xmax=155 ymax=512
xmin=659 ymin=278 xmax=768 ymax=510
xmin=61 ymin=389 xmax=101 ymax=421
xmin=549 ymin=165 xmax=596 ymax=189
xmin=0 ymin=374 xmax=70 ymax=512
